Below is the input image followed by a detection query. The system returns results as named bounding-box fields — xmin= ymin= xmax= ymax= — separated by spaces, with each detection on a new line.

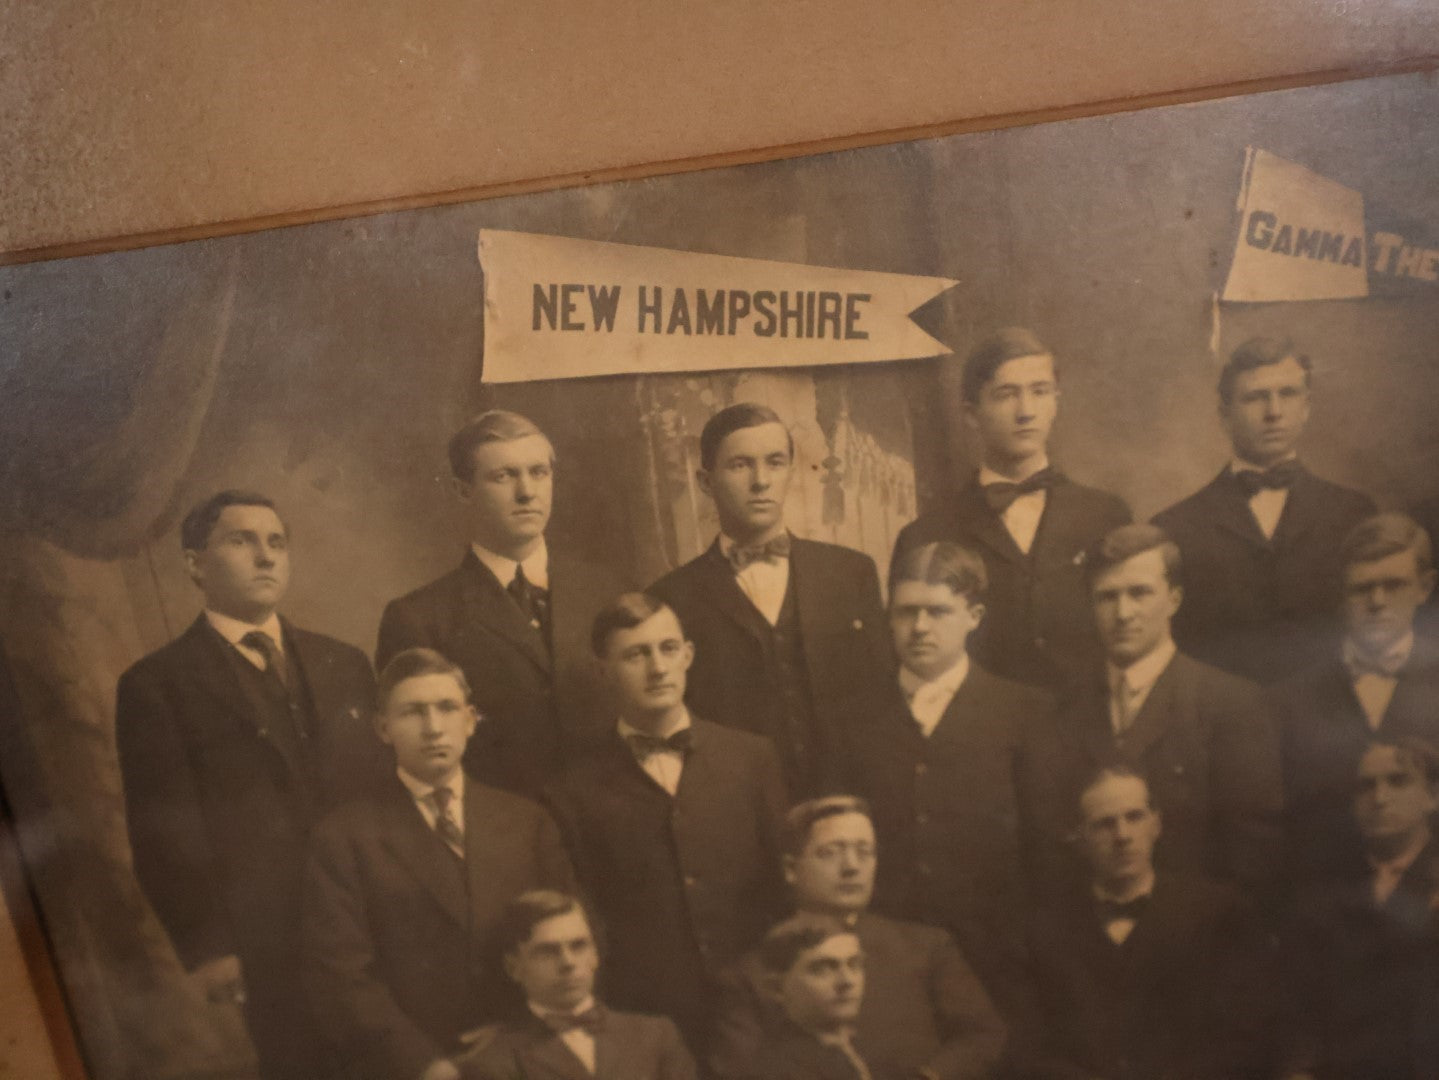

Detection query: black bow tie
xmin=728 ymin=533 xmax=792 ymax=571
xmin=982 ymin=466 xmax=1062 ymax=513
xmin=625 ymin=729 xmax=693 ymax=759
xmin=1097 ymin=894 xmax=1150 ymax=923
xmin=1232 ymin=460 xmax=1301 ymax=496
xmin=540 ymin=1005 xmax=605 ymax=1034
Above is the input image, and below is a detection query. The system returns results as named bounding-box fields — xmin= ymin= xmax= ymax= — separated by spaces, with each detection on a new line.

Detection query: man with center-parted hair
xmin=544 ymin=592 xmax=790 ymax=1054
xmin=892 ymin=328 xmax=1132 ymax=691
xmin=1275 ymin=512 xmax=1439 ymax=887
xmin=1013 ymin=765 xmax=1273 ymax=1080
xmin=302 ymin=648 xmax=576 ymax=1080
xmin=648 ymin=401 xmax=890 ymax=797
xmin=377 ymin=409 xmax=630 ymax=797
xmin=456 ymin=889 xmax=698 ymax=1080
xmin=116 ymin=490 xmax=386 ymax=1080
xmin=1153 ymin=336 xmax=1376 ymax=685
xmin=711 ymin=796 xmax=1005 ymax=1080
xmin=1024 ymin=523 xmax=1283 ymax=900
xmin=839 ymin=540 xmax=1053 ymax=1019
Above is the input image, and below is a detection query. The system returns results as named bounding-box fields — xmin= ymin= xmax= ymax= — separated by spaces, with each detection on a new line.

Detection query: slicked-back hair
xmin=889 ymin=541 xmax=988 ymax=604
xmin=960 ymin=327 xmax=1056 ymax=404
xmin=447 ymin=409 xmax=553 ymax=483
xmin=180 ymin=490 xmax=284 ymax=552
xmin=591 ymin=592 xmax=678 ymax=657
xmin=377 ymin=647 xmax=473 ymax=712
xmin=1360 ymin=736 xmax=1439 ymax=790
xmin=1084 ymin=523 xmax=1183 ymax=591
xmin=781 ymin=795 xmax=874 ymax=858
xmin=698 ymin=402 xmax=795 ymax=471
xmin=1340 ymin=512 xmax=1434 ymax=577
xmin=495 ymin=889 xmax=600 ymax=957
xmin=757 ymin=912 xmax=855 ymax=976
xmin=1218 ymin=336 xmax=1312 ymax=407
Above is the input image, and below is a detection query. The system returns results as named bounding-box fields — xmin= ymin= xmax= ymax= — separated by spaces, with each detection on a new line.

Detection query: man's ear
xmin=1419 ymin=568 xmax=1437 ymax=606
xmin=695 ymin=468 xmax=713 ymax=500
xmin=182 ymin=547 xmax=203 ymax=587
xmin=781 ymin=853 xmax=798 ymax=888
xmin=1166 ymin=585 xmax=1184 ymax=619
xmin=759 ymin=971 xmax=786 ymax=1006
xmin=680 ymin=638 xmax=696 ymax=672
xmin=450 ymin=475 xmax=473 ymax=502
xmin=966 ymin=601 xmax=986 ymax=630
xmin=372 ymin=711 xmax=393 ymax=747
xmin=502 ymin=951 xmax=521 ymax=985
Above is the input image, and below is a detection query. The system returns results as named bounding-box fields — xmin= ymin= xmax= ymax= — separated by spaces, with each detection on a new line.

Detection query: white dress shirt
xmin=396 ymin=767 xmax=465 ymax=852
xmin=472 ymin=537 xmax=550 ymax=591
xmin=1106 ymin=638 xmax=1177 ymax=736
xmin=1344 ymin=631 xmax=1414 ymax=730
xmin=1094 ymin=870 xmax=1155 ymax=945
xmin=718 ymin=532 xmax=790 ymax=626
xmin=898 ymin=655 xmax=971 ymax=737
xmin=618 ymin=711 xmax=693 ymax=796
xmin=1231 ymin=456 xmax=1294 ymax=541
xmin=205 ymin=609 xmax=284 ymax=671
xmin=979 ymin=461 xmax=1048 ymax=555
xmin=529 ymin=996 xmax=598 ymax=1073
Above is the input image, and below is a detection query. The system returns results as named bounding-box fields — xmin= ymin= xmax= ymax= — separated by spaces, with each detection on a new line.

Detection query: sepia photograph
xmin=2 ymin=66 xmax=1438 ymax=1080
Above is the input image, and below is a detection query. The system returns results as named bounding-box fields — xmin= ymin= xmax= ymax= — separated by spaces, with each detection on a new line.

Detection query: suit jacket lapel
xmin=1270 ymin=466 xmax=1323 ymax=550
xmin=379 ymin=779 xmax=470 ymax=930
xmin=514 ymin=1016 xmax=594 ymax=1080
xmin=1203 ymin=471 xmax=1271 ymax=550
xmin=956 ymin=480 xmax=1025 ymax=566
xmin=460 ymin=550 xmax=552 ymax=675
xmin=1116 ymin=653 xmax=1186 ymax=764
xmin=692 ymin=540 xmax=772 ymax=643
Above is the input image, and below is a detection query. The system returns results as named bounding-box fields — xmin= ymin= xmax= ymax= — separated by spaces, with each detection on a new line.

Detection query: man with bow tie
xmin=457 ymin=890 xmax=698 ymax=1080
xmin=377 ymin=410 xmax=629 ymax=797
xmin=1275 ymin=513 xmax=1439 ymax=887
xmin=115 ymin=490 xmax=387 ymax=1080
xmin=544 ymin=593 xmax=789 ymax=1054
xmin=1153 ymin=337 xmax=1376 ymax=685
xmin=648 ymin=401 xmax=890 ymax=797
xmin=1014 ymin=766 xmax=1272 ymax=1080
xmin=892 ymin=328 xmax=1131 ymax=691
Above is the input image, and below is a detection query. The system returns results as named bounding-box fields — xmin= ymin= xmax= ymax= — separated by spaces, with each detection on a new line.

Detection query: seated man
xmin=302 ymin=648 xmax=576 ymax=1080
xmin=458 ymin=890 xmax=698 ymax=1080
xmin=1281 ymin=738 xmax=1439 ymax=1080
xmin=545 ymin=593 xmax=789 ymax=1054
xmin=742 ymin=914 xmax=877 ymax=1080
xmin=712 ymin=796 xmax=1005 ymax=1080
xmin=1016 ymin=766 xmax=1272 ymax=1080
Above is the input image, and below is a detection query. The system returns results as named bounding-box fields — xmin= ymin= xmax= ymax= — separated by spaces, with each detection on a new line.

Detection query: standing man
xmin=648 ymin=402 xmax=890 ymax=796
xmin=303 ymin=648 xmax=576 ymax=1080
xmin=1016 ymin=766 xmax=1272 ymax=1080
xmin=842 ymin=541 xmax=1053 ymax=1015
xmin=457 ymin=890 xmax=698 ymax=1080
xmin=712 ymin=796 xmax=1006 ymax=1080
xmin=545 ymin=593 xmax=789 ymax=1053
xmin=1026 ymin=524 xmax=1283 ymax=898
xmin=377 ymin=409 xmax=628 ymax=796
xmin=893 ymin=328 xmax=1131 ymax=690
xmin=116 ymin=490 xmax=385 ymax=1080
xmin=1153 ymin=336 xmax=1376 ymax=684
xmin=1277 ymin=513 xmax=1439 ymax=886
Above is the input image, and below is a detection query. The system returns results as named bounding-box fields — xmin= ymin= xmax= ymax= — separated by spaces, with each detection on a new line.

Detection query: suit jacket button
xmin=1034 ymin=636 xmax=1047 ymax=649
xmin=852 ymin=619 xmax=864 ymax=630
xmin=684 ymin=875 xmax=698 ymax=887
xmin=915 ymin=763 xmax=928 ymax=776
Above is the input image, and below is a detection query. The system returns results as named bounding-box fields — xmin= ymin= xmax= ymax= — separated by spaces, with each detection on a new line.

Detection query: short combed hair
xmin=781 ymin=795 xmax=874 ymax=858
xmin=1359 ymin=736 xmax=1439 ymax=789
xmin=591 ymin=592 xmax=677 ymax=657
xmin=1084 ymin=523 xmax=1183 ymax=591
xmin=698 ymin=402 xmax=794 ymax=471
xmin=1218 ymin=336 xmax=1312 ymax=407
xmin=757 ymin=913 xmax=856 ymax=976
xmin=376 ymin=647 xmax=472 ymax=711
xmin=447 ymin=410 xmax=553 ymax=483
xmin=495 ymin=889 xmax=596 ymax=956
xmin=180 ymin=490 xmax=284 ymax=551
xmin=960 ymin=327 xmax=1056 ymax=404
xmin=1071 ymin=762 xmax=1155 ymax=831
xmin=889 ymin=541 xmax=988 ymax=603
xmin=1340 ymin=512 xmax=1434 ymax=577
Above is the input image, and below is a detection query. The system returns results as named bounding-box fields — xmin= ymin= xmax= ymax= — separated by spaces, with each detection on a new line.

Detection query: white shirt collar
xmin=1108 ymin=637 xmax=1177 ymax=693
xmin=472 ymin=537 xmax=549 ymax=591
xmin=898 ymin=654 xmax=970 ymax=701
xmin=205 ymin=609 xmax=284 ymax=652
xmin=395 ymin=765 xmax=463 ymax=802
xmin=978 ymin=456 xmax=1050 ymax=486
xmin=617 ymin=708 xmax=693 ymax=742
xmin=528 ymin=996 xmax=596 ymax=1022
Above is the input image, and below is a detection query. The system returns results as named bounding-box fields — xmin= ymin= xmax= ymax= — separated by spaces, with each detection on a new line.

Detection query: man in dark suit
xmin=648 ymin=402 xmax=890 ymax=796
xmin=457 ymin=889 xmax=697 ymax=1080
xmin=1025 ymin=524 xmax=1283 ymax=899
xmin=302 ymin=648 xmax=576 ymax=1080
xmin=377 ymin=410 xmax=628 ymax=796
xmin=892 ymin=329 xmax=1131 ymax=690
xmin=1276 ymin=513 xmax=1439 ymax=886
xmin=544 ymin=593 xmax=789 ymax=1053
xmin=1281 ymin=738 xmax=1439 ymax=1080
xmin=842 ymin=541 xmax=1053 ymax=1017
xmin=115 ymin=490 xmax=385 ymax=1080
xmin=1015 ymin=766 xmax=1272 ymax=1080
xmin=712 ymin=796 xmax=1005 ymax=1080
xmin=1153 ymin=336 xmax=1376 ymax=684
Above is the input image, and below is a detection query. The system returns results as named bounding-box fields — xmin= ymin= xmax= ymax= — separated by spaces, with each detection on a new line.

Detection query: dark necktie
xmin=508 ymin=564 xmax=551 ymax=638
xmin=1232 ymin=459 xmax=1301 ymax=497
xmin=1098 ymin=894 xmax=1150 ymax=923
xmin=429 ymin=786 xmax=465 ymax=859
xmin=728 ymin=532 xmax=792 ymax=571
xmin=982 ymin=465 xmax=1062 ymax=513
xmin=540 ymin=1005 xmax=605 ymax=1034
xmin=240 ymin=630 xmax=289 ymax=690
xmin=625 ymin=729 xmax=693 ymax=760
